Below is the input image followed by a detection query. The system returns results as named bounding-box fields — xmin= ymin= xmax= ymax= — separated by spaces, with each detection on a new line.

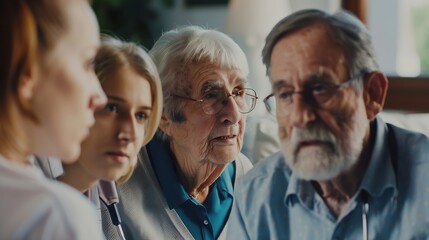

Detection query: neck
xmin=313 ymin=127 xmax=374 ymax=218
xmin=170 ymin=144 xmax=227 ymax=203
xmin=0 ymin=130 xmax=30 ymax=166
xmin=0 ymin=149 xmax=30 ymax=166
xmin=58 ymin=161 xmax=98 ymax=193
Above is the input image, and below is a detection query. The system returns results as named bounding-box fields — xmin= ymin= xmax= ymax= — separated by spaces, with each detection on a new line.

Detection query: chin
xmin=287 ymin=148 xmax=346 ymax=181
xmin=211 ymin=148 xmax=239 ymax=164
xmin=293 ymin=164 xmax=340 ymax=181
xmin=58 ymin=146 xmax=81 ymax=164
xmin=102 ymin=173 xmax=121 ymax=181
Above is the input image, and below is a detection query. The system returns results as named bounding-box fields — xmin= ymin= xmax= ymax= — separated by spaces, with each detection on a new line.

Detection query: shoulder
xmin=234 ymin=152 xmax=253 ymax=176
xmin=33 ymin=181 xmax=103 ymax=238
xmin=234 ymin=151 xmax=291 ymax=199
xmin=231 ymin=151 xmax=291 ymax=227
xmin=389 ymin=123 xmax=429 ymax=164
xmin=1 ymin=174 xmax=103 ymax=239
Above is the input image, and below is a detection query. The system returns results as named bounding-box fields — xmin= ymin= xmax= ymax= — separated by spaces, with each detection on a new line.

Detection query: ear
xmin=158 ymin=114 xmax=172 ymax=136
xmin=363 ymin=71 xmax=388 ymax=120
xmin=18 ymin=66 xmax=36 ymax=101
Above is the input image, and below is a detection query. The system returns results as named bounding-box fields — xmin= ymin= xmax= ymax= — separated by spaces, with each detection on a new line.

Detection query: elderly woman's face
xmin=165 ymin=61 xmax=247 ymax=165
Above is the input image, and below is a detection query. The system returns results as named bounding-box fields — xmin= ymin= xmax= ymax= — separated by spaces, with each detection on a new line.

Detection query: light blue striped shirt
xmin=227 ymin=117 xmax=429 ymax=239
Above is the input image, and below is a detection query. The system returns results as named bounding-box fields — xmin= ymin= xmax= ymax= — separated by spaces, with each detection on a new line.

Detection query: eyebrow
xmin=107 ymin=95 xmax=153 ymax=110
xmin=200 ymin=76 xmax=248 ymax=92
xmin=272 ymin=81 xmax=291 ymax=90
xmin=272 ymin=72 xmax=335 ymax=89
xmin=307 ymin=74 xmax=331 ymax=82
xmin=200 ymin=81 xmax=222 ymax=93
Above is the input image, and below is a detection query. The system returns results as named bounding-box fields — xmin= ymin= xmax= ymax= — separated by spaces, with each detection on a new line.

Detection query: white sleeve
xmin=15 ymin=185 xmax=105 ymax=240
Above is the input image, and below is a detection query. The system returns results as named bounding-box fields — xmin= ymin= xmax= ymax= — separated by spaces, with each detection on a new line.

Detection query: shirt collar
xmin=147 ymin=134 xmax=236 ymax=209
xmin=217 ymin=161 xmax=235 ymax=199
xmin=285 ymin=116 xmax=398 ymax=206
xmin=359 ymin=116 xmax=398 ymax=198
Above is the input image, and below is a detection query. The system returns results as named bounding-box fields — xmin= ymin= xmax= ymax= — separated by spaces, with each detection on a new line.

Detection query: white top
xmin=0 ymin=154 xmax=104 ymax=240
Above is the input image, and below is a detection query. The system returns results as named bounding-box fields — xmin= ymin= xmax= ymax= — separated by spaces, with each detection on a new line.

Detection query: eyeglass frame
xmin=263 ymin=71 xmax=367 ymax=115
xmin=171 ymin=87 xmax=259 ymax=115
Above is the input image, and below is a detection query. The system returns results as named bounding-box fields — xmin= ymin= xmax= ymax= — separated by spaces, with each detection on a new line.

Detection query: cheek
xmin=335 ymin=91 xmax=361 ymax=119
xmin=318 ymin=100 xmax=365 ymax=141
xmin=81 ymin=118 xmax=113 ymax=154
xmin=238 ymin=119 xmax=246 ymax=138
xmin=81 ymin=125 xmax=103 ymax=155
xmin=135 ymin=125 xmax=146 ymax=150
xmin=192 ymin=118 xmax=216 ymax=141
xmin=276 ymin=117 xmax=292 ymax=141
xmin=279 ymin=125 xmax=288 ymax=140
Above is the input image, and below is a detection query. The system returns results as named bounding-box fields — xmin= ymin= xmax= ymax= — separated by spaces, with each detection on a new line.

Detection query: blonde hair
xmin=93 ymin=34 xmax=163 ymax=183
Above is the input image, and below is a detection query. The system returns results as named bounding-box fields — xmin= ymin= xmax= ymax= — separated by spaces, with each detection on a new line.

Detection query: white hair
xmin=150 ymin=25 xmax=249 ymax=123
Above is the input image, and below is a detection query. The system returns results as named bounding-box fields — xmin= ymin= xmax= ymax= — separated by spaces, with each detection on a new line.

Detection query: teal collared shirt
xmin=147 ymin=134 xmax=236 ymax=240
xmin=228 ymin=116 xmax=429 ymax=239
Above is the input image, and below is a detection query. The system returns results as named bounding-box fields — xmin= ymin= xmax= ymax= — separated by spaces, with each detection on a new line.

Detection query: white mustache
xmin=287 ymin=125 xmax=337 ymax=155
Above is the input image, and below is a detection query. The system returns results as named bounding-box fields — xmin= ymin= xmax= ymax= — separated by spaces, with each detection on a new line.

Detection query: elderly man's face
xmin=270 ymin=23 xmax=370 ymax=181
xmin=164 ymin=61 xmax=247 ymax=165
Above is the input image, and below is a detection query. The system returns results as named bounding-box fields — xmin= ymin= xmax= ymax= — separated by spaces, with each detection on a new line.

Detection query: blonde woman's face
xmin=78 ymin=67 xmax=152 ymax=181
xmin=28 ymin=0 xmax=106 ymax=161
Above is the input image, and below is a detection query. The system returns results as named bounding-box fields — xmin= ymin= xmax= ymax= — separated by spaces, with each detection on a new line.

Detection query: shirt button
xmin=203 ymin=220 xmax=209 ymax=225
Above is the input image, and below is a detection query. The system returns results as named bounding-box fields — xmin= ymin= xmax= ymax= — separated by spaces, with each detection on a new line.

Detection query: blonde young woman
xmin=0 ymin=0 xmax=107 ymax=239
xmin=58 ymin=35 xmax=162 ymax=230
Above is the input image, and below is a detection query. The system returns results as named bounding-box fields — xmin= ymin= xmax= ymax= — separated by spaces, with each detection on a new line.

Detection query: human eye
xmin=203 ymin=89 xmax=221 ymax=100
xmin=136 ymin=111 xmax=150 ymax=122
xmin=310 ymin=82 xmax=332 ymax=95
xmin=274 ymin=88 xmax=293 ymax=101
xmin=103 ymin=103 xmax=118 ymax=113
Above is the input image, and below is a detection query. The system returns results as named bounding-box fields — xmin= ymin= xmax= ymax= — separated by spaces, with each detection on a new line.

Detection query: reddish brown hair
xmin=0 ymin=0 xmax=68 ymax=156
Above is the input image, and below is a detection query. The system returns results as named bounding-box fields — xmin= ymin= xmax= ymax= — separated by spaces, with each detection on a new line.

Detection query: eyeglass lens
xmin=203 ymin=88 xmax=257 ymax=115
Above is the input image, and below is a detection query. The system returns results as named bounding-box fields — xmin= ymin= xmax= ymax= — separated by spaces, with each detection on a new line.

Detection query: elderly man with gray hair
xmin=227 ymin=9 xmax=429 ymax=239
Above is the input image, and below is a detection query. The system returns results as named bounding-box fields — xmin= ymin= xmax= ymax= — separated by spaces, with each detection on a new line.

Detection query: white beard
xmin=283 ymin=108 xmax=368 ymax=181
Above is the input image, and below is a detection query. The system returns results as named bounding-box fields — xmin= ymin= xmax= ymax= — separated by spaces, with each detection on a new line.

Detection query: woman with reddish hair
xmin=0 ymin=0 xmax=106 ymax=239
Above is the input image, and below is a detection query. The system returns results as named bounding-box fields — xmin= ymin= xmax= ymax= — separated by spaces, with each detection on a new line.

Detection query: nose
xmin=288 ymin=94 xmax=316 ymax=128
xmin=117 ymin=113 xmax=137 ymax=143
xmin=219 ymin=95 xmax=241 ymax=125
xmin=88 ymin=74 xmax=107 ymax=111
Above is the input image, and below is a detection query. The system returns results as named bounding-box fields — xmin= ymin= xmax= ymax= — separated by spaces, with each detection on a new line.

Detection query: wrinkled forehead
xmin=177 ymin=58 xmax=247 ymax=95
xmin=270 ymin=23 xmax=348 ymax=87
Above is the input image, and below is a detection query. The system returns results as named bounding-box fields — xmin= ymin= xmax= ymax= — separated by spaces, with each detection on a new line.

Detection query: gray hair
xmin=150 ymin=25 xmax=249 ymax=123
xmin=262 ymin=9 xmax=379 ymax=93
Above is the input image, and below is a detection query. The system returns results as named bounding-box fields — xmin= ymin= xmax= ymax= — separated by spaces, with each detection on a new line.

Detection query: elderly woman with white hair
xmin=101 ymin=26 xmax=257 ymax=240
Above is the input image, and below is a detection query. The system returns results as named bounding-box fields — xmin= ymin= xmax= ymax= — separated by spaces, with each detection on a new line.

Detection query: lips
xmin=294 ymin=140 xmax=333 ymax=154
xmin=213 ymin=134 xmax=237 ymax=140
xmin=300 ymin=140 xmax=323 ymax=147
xmin=106 ymin=151 xmax=130 ymax=164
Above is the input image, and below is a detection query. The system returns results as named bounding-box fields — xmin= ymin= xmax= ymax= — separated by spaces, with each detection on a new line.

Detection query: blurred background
xmin=92 ymin=0 xmax=429 ymax=113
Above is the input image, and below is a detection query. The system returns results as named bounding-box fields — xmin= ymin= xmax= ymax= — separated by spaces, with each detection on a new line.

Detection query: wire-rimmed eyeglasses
xmin=263 ymin=72 xmax=366 ymax=116
xmin=171 ymin=88 xmax=258 ymax=115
